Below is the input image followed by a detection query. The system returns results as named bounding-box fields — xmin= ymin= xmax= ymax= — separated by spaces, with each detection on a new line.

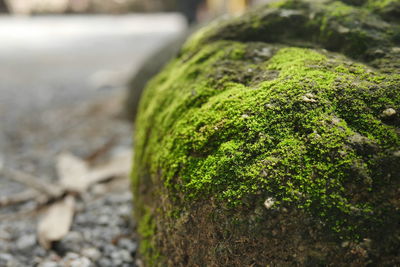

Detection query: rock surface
xmin=132 ymin=0 xmax=400 ymax=265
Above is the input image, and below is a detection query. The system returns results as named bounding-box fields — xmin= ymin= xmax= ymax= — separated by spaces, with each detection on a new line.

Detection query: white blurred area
xmin=0 ymin=13 xmax=186 ymax=119
xmin=0 ymin=14 xmax=186 ymax=49
xmin=4 ymin=0 xmax=168 ymax=14
xmin=3 ymin=0 xmax=277 ymax=16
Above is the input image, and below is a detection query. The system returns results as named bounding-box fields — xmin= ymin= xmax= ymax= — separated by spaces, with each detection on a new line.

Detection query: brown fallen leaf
xmin=37 ymin=195 xmax=76 ymax=249
xmin=86 ymin=149 xmax=132 ymax=185
xmin=57 ymin=152 xmax=90 ymax=193
xmin=84 ymin=136 xmax=116 ymax=164
xmin=57 ymin=149 xmax=132 ymax=193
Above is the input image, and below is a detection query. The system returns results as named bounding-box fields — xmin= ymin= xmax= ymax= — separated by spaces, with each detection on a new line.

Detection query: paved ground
xmin=0 ymin=14 xmax=186 ymax=119
xmin=0 ymin=14 xmax=186 ymax=266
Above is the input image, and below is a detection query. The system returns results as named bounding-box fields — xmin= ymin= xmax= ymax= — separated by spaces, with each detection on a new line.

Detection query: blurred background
xmin=2 ymin=0 xmax=270 ymax=18
xmin=0 ymin=0 xmax=270 ymax=266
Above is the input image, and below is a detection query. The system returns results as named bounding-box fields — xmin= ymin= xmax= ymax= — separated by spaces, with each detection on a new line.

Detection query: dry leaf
xmin=37 ymin=195 xmax=75 ymax=249
xmin=57 ymin=152 xmax=90 ymax=193
xmin=87 ymin=149 xmax=132 ymax=185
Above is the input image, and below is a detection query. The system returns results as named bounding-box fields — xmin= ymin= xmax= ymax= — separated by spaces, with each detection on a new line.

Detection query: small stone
xmin=16 ymin=234 xmax=36 ymax=250
xmin=382 ymin=108 xmax=396 ymax=117
xmin=255 ymin=47 xmax=272 ymax=58
xmin=38 ymin=261 xmax=58 ymax=267
xmin=265 ymin=103 xmax=274 ymax=109
xmin=70 ymin=257 xmax=91 ymax=267
xmin=82 ymin=247 xmax=101 ymax=261
xmin=64 ymin=231 xmax=83 ymax=243
xmin=305 ymin=93 xmax=316 ymax=98
xmin=64 ymin=252 xmax=79 ymax=260
xmin=372 ymin=49 xmax=385 ymax=57
xmin=301 ymin=94 xmax=317 ymax=103
xmin=33 ymin=246 xmax=47 ymax=257
xmin=0 ymin=229 xmax=12 ymax=240
xmin=0 ymin=253 xmax=13 ymax=262
xmin=98 ymin=258 xmax=113 ymax=267
xmin=264 ymin=197 xmax=275 ymax=209
xmin=102 ymin=244 xmax=117 ymax=255
xmin=119 ymin=249 xmax=133 ymax=262
xmin=392 ymin=47 xmax=400 ymax=53
xmin=331 ymin=117 xmax=340 ymax=125
xmin=98 ymin=215 xmax=111 ymax=225
xmin=337 ymin=25 xmax=350 ymax=33
xmin=117 ymin=238 xmax=137 ymax=253
xmin=361 ymin=238 xmax=372 ymax=249
xmin=341 ymin=241 xmax=350 ymax=248
xmin=280 ymin=9 xmax=302 ymax=18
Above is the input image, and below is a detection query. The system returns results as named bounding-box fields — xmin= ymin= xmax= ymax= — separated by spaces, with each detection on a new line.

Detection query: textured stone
xmin=132 ymin=0 xmax=400 ymax=265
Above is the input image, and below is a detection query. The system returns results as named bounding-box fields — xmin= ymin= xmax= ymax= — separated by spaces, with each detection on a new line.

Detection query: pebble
xmin=82 ymin=247 xmax=101 ymax=261
xmin=63 ymin=253 xmax=91 ymax=267
xmin=16 ymin=234 xmax=36 ymax=250
xmin=264 ymin=197 xmax=275 ymax=209
xmin=118 ymin=238 xmax=138 ymax=253
xmin=64 ymin=231 xmax=83 ymax=244
xmin=38 ymin=261 xmax=59 ymax=267
xmin=98 ymin=257 xmax=113 ymax=267
xmin=382 ymin=108 xmax=396 ymax=117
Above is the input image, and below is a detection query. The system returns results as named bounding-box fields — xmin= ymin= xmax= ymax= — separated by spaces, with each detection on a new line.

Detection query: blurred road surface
xmin=0 ymin=14 xmax=186 ymax=123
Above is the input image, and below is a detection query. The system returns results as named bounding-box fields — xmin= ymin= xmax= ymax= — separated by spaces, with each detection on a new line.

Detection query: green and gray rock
xmin=132 ymin=0 xmax=400 ymax=265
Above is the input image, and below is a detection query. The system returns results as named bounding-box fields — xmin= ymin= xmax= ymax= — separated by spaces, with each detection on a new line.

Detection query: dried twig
xmin=1 ymin=167 xmax=63 ymax=198
xmin=84 ymin=136 xmax=116 ymax=164
xmin=0 ymin=204 xmax=42 ymax=221
xmin=86 ymin=149 xmax=132 ymax=185
xmin=0 ymin=189 xmax=39 ymax=207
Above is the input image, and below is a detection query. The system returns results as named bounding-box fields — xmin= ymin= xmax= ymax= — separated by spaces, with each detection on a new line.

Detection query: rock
xmin=382 ymin=107 xmax=397 ymax=117
xmin=132 ymin=0 xmax=400 ymax=266
xmin=15 ymin=234 xmax=36 ymax=251
xmin=125 ymin=30 xmax=192 ymax=121
xmin=117 ymin=238 xmax=138 ymax=254
xmin=38 ymin=261 xmax=58 ymax=267
xmin=81 ymin=248 xmax=101 ymax=261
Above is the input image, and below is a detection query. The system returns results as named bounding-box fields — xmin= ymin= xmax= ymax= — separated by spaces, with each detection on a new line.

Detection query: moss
xmin=137 ymin=207 xmax=160 ymax=265
xmin=132 ymin=0 xmax=400 ymax=265
xmin=185 ymin=0 xmax=397 ymax=64
xmin=366 ymin=0 xmax=400 ymax=21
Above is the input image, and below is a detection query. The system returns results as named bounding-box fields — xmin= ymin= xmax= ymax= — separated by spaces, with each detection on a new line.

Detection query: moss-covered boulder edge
xmin=132 ymin=0 xmax=400 ymax=265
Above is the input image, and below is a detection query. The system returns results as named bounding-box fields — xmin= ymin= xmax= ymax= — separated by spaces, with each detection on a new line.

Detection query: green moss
xmin=137 ymin=207 xmax=161 ymax=265
xmin=366 ymin=0 xmax=398 ymax=10
xmin=366 ymin=0 xmax=400 ymax=21
xmin=134 ymin=40 xmax=399 ymax=240
xmin=132 ymin=0 xmax=400 ymax=264
xmin=186 ymin=0 xmax=396 ymax=63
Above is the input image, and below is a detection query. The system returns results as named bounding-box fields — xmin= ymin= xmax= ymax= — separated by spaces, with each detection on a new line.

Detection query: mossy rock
xmin=132 ymin=0 xmax=400 ymax=265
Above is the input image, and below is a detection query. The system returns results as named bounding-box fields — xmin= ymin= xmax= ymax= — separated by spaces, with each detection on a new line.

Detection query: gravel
xmin=0 ymin=89 xmax=139 ymax=267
